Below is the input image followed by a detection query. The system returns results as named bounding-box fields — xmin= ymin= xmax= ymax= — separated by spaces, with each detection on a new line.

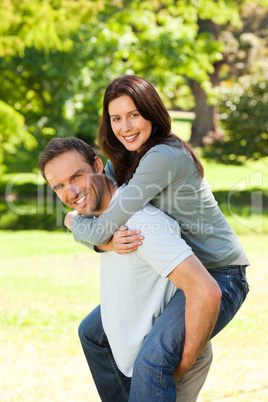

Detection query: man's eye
xmin=54 ymin=185 xmax=63 ymax=191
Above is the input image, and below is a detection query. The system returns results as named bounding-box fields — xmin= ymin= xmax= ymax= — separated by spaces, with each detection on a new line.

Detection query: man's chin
xmin=78 ymin=208 xmax=94 ymax=216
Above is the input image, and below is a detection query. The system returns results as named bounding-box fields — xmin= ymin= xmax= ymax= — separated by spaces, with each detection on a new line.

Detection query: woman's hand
xmin=113 ymin=225 xmax=144 ymax=254
xmin=64 ymin=210 xmax=80 ymax=230
xmin=96 ymin=225 xmax=144 ymax=254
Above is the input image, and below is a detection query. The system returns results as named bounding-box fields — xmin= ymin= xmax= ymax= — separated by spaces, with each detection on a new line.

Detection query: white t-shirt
xmin=100 ymin=187 xmax=193 ymax=377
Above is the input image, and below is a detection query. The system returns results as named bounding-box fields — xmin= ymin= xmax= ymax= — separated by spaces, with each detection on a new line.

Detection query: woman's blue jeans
xmin=78 ymin=265 xmax=249 ymax=402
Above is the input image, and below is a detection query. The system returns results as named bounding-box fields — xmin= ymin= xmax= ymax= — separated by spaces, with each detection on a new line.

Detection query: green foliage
xmin=0 ymin=0 xmax=101 ymax=57
xmin=203 ymin=69 xmax=268 ymax=162
xmin=0 ymin=0 xmax=107 ymax=172
xmin=0 ymin=0 xmax=267 ymax=173
xmin=0 ymin=100 xmax=37 ymax=171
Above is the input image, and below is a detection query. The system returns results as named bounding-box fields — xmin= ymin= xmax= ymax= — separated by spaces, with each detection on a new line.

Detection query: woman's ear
xmin=94 ymin=156 xmax=104 ymax=174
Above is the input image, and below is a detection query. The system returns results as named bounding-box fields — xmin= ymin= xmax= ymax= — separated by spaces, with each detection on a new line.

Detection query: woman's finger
xmin=115 ymin=234 xmax=144 ymax=244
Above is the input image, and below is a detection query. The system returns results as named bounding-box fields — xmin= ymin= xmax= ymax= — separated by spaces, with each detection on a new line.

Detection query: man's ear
xmin=94 ymin=156 xmax=104 ymax=174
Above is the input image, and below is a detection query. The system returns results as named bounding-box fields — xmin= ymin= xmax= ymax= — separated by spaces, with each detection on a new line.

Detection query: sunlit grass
xmin=0 ymin=230 xmax=85 ymax=258
xmin=1 ymin=231 xmax=267 ymax=401
xmin=200 ymin=233 xmax=268 ymax=401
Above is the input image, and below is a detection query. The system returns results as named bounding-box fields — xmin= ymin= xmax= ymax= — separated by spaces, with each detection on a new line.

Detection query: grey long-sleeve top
xmin=71 ymin=144 xmax=249 ymax=269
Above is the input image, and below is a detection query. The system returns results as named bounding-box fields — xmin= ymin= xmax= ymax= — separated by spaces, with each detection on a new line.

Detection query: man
xmin=38 ymin=137 xmax=221 ymax=402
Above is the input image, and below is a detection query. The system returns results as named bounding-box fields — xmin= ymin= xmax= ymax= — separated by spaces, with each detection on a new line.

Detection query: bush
xmin=0 ymin=176 xmax=70 ymax=230
xmin=203 ymin=69 xmax=268 ymax=163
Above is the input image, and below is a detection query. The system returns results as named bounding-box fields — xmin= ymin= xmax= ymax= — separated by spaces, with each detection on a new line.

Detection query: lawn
xmin=0 ymin=231 xmax=267 ymax=401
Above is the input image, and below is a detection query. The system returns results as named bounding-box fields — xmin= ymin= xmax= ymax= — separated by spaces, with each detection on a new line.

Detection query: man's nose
xmin=65 ymin=184 xmax=80 ymax=199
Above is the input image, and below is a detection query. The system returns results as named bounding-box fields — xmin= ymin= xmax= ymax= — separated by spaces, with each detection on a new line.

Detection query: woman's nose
xmin=122 ymin=118 xmax=132 ymax=132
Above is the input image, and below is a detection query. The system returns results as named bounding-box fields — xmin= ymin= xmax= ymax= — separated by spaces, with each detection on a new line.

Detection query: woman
xmin=69 ymin=75 xmax=249 ymax=400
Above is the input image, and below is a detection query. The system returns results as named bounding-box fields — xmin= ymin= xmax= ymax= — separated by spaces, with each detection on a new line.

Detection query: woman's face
xmin=108 ymin=95 xmax=152 ymax=152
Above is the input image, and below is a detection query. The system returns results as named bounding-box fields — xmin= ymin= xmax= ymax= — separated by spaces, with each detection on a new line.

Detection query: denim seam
xmin=98 ymin=330 xmax=129 ymax=399
xmin=156 ymin=339 xmax=184 ymax=402
xmin=105 ymin=348 xmax=129 ymax=399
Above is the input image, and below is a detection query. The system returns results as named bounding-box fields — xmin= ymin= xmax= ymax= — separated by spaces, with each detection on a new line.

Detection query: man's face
xmin=44 ymin=150 xmax=105 ymax=216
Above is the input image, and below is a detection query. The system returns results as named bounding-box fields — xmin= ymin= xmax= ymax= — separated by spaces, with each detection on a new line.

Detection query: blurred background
xmin=0 ymin=1 xmax=267 ymax=401
xmin=0 ymin=0 xmax=267 ymax=230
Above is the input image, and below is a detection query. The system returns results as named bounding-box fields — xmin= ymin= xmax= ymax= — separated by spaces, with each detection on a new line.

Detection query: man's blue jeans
xmin=78 ymin=265 xmax=249 ymax=402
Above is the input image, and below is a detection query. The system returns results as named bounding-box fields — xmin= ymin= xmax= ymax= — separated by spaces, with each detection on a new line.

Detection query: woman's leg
xmin=78 ymin=304 xmax=131 ymax=402
xmin=209 ymin=265 xmax=249 ymax=338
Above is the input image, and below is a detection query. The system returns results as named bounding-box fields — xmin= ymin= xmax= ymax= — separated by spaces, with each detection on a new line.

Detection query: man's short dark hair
xmin=38 ymin=137 xmax=97 ymax=182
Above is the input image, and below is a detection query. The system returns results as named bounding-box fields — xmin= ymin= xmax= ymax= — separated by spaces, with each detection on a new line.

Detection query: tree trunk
xmin=188 ymin=19 xmax=224 ymax=147
xmin=189 ymin=75 xmax=224 ymax=147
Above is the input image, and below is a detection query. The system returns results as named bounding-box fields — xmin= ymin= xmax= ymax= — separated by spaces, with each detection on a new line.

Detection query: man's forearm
xmin=168 ymin=255 xmax=222 ymax=377
xmin=179 ymin=289 xmax=221 ymax=375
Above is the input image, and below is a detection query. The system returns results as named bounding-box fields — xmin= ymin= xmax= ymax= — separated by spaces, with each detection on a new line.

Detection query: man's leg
xmin=129 ymin=288 xmax=187 ymax=402
xmin=176 ymin=341 xmax=213 ymax=402
xmin=78 ymin=305 xmax=131 ymax=402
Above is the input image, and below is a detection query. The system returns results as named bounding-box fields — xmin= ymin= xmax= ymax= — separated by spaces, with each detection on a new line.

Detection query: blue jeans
xmin=79 ymin=265 xmax=249 ymax=402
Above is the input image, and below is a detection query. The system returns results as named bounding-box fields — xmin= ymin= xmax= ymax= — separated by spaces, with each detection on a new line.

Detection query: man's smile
xmin=74 ymin=193 xmax=88 ymax=206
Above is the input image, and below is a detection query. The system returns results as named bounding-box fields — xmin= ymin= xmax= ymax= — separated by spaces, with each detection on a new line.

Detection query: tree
xmin=1 ymin=0 xmax=267 ymax=174
xmin=98 ymin=0 xmax=267 ymax=147
xmin=189 ymin=1 xmax=268 ymax=146
xmin=0 ymin=0 xmax=100 ymax=57
xmin=0 ymin=100 xmax=37 ymax=173
xmin=0 ymin=0 xmax=105 ymax=171
xmin=203 ymin=68 xmax=268 ymax=162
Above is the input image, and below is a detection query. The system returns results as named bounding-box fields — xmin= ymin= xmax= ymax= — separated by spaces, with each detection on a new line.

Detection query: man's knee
xmin=78 ymin=315 xmax=89 ymax=342
xmin=78 ymin=305 xmax=102 ymax=343
xmin=133 ymin=338 xmax=181 ymax=376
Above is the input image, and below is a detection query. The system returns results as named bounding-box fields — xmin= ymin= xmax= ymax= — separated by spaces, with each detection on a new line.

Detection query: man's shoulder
xmin=112 ymin=185 xmax=181 ymax=236
xmin=126 ymin=203 xmax=180 ymax=236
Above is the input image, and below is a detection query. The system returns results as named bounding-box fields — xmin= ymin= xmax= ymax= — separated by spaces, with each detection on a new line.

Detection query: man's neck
xmin=93 ymin=179 xmax=117 ymax=217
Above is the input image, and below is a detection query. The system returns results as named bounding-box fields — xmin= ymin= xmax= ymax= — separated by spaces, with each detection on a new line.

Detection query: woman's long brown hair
xmin=98 ymin=75 xmax=204 ymax=186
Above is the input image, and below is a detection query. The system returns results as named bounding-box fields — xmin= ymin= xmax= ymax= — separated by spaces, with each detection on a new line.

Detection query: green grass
xmin=201 ymin=157 xmax=268 ymax=191
xmin=0 ymin=230 xmax=86 ymax=258
xmin=1 ymin=231 xmax=267 ymax=401
xmin=171 ymin=114 xmax=194 ymax=142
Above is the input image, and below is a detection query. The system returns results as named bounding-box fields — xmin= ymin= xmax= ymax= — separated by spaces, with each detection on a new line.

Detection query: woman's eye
xmin=112 ymin=117 xmax=120 ymax=122
xmin=131 ymin=113 xmax=139 ymax=118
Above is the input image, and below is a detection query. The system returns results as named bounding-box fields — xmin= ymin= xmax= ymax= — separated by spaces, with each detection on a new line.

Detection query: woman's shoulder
xmin=141 ymin=143 xmax=189 ymax=165
xmin=139 ymin=143 xmax=178 ymax=167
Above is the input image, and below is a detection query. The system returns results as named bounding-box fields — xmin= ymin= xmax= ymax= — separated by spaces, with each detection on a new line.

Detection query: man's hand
xmin=174 ymin=352 xmax=197 ymax=379
xmin=64 ymin=210 xmax=79 ymax=231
